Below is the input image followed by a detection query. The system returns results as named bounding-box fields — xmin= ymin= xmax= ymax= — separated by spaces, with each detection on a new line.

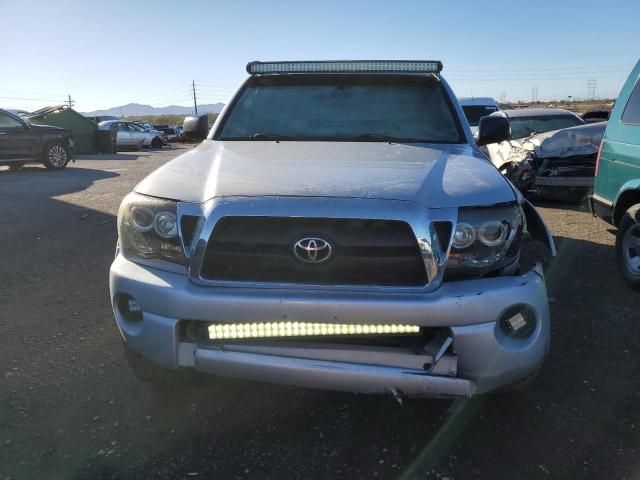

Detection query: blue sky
xmin=1 ymin=0 xmax=638 ymax=111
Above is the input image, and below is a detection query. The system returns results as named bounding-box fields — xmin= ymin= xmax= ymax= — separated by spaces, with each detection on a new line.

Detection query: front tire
xmin=150 ymin=136 xmax=162 ymax=148
xmin=43 ymin=142 xmax=70 ymax=170
xmin=616 ymin=204 xmax=640 ymax=291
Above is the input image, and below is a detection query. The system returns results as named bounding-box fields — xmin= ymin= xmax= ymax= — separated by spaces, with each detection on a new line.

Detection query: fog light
xmin=117 ymin=294 xmax=143 ymax=322
xmin=499 ymin=306 xmax=535 ymax=338
xmin=128 ymin=298 xmax=141 ymax=312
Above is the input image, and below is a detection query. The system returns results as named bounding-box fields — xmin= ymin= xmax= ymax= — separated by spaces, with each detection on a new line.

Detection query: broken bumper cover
xmin=110 ymin=254 xmax=550 ymax=398
xmin=194 ymin=348 xmax=474 ymax=397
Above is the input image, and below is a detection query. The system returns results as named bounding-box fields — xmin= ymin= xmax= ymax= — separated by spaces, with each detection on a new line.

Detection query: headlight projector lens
xmin=453 ymin=222 xmax=476 ymax=249
xmin=479 ymin=221 xmax=509 ymax=246
xmin=154 ymin=211 xmax=178 ymax=238
xmin=130 ymin=206 xmax=154 ymax=232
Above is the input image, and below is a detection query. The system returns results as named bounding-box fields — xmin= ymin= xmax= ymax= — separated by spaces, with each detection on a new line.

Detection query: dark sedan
xmin=0 ymin=109 xmax=73 ymax=170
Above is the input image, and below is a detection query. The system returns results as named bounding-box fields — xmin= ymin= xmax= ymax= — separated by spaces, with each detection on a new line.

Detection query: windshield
xmin=461 ymin=105 xmax=498 ymax=126
xmin=509 ymin=114 xmax=584 ymax=139
xmin=217 ymin=74 xmax=464 ymax=143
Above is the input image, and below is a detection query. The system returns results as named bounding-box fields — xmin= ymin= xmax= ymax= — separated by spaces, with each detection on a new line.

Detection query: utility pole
xmin=192 ymin=80 xmax=198 ymax=115
xmin=587 ymin=79 xmax=597 ymax=100
xmin=531 ymin=86 xmax=539 ymax=103
xmin=67 ymin=94 xmax=74 ymax=109
xmin=500 ymin=91 xmax=507 ymax=104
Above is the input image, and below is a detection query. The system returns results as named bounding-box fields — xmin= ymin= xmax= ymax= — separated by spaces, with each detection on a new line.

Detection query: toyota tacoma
xmin=110 ymin=60 xmax=555 ymax=399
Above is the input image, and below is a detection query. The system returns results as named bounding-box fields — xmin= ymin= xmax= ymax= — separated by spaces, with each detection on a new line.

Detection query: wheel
xmin=151 ymin=136 xmax=162 ymax=148
xmin=123 ymin=344 xmax=191 ymax=385
xmin=42 ymin=142 xmax=70 ymax=170
xmin=616 ymin=204 xmax=640 ymax=291
xmin=8 ymin=162 xmax=26 ymax=170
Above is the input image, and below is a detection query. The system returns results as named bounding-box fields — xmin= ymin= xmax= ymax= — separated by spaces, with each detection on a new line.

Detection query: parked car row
xmin=98 ymin=120 xmax=168 ymax=149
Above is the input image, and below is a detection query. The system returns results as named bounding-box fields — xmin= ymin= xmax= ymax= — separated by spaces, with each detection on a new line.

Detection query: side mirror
xmin=476 ymin=116 xmax=510 ymax=146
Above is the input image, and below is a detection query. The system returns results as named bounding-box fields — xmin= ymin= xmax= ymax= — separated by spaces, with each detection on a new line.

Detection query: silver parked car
xmin=98 ymin=120 xmax=166 ymax=149
xmin=110 ymin=60 xmax=555 ymax=399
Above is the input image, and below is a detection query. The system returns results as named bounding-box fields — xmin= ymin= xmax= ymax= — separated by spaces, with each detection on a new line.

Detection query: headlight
xmin=117 ymin=192 xmax=186 ymax=264
xmin=446 ymin=204 xmax=523 ymax=276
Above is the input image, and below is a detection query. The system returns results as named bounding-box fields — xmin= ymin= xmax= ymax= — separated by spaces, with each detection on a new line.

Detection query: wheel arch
xmin=522 ymin=199 xmax=556 ymax=257
xmin=39 ymin=134 xmax=67 ymax=155
xmin=613 ymin=182 xmax=640 ymax=226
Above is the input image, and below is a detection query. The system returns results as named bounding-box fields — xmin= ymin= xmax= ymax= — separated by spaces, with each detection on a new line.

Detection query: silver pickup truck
xmin=109 ymin=60 xmax=555 ymax=399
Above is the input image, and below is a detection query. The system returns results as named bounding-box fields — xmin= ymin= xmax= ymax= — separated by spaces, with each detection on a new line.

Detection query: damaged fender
xmin=520 ymin=199 xmax=556 ymax=270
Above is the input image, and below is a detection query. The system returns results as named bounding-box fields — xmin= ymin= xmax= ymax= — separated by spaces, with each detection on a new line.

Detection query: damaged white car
xmin=485 ymin=120 xmax=606 ymax=202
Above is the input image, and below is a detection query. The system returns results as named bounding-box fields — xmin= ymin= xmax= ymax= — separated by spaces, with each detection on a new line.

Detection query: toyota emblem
xmin=293 ymin=237 xmax=332 ymax=263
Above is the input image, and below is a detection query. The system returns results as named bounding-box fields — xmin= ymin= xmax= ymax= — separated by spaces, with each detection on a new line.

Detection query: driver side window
xmin=0 ymin=112 xmax=24 ymax=129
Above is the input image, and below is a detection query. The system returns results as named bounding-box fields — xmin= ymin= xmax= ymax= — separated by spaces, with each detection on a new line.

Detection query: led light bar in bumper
xmin=246 ymin=60 xmax=443 ymax=75
xmin=208 ymin=321 xmax=420 ymax=340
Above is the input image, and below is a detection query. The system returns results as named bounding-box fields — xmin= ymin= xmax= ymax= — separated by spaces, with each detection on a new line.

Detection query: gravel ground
xmin=0 ymin=145 xmax=638 ymax=480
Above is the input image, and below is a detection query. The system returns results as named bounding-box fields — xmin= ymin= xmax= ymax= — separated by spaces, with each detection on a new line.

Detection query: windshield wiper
xmin=353 ymin=133 xmax=432 ymax=143
xmin=354 ymin=133 xmax=400 ymax=142
xmin=251 ymin=132 xmax=295 ymax=141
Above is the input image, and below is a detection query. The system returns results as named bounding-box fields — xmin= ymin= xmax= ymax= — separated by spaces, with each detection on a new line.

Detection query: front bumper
xmin=588 ymin=194 xmax=614 ymax=224
xmin=110 ymin=254 xmax=550 ymax=398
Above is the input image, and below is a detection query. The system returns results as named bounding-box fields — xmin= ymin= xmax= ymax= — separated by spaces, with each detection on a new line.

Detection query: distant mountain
xmin=82 ymin=102 xmax=224 ymax=117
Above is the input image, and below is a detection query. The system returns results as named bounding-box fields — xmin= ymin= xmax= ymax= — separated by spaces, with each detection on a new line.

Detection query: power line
xmin=194 ymin=82 xmax=237 ymax=89
xmin=0 ymin=95 xmax=68 ymax=102
xmin=0 ymin=89 xmax=71 ymax=98
xmin=446 ymin=74 xmax=625 ymax=82
xmin=135 ymin=87 xmax=193 ymax=103
xmin=446 ymin=72 xmax=626 ymax=80
xmin=142 ymin=95 xmax=194 ymax=106
xmin=446 ymin=65 xmax=630 ymax=73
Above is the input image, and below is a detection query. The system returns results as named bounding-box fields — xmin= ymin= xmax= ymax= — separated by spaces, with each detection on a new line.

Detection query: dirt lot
xmin=1 ymin=145 xmax=638 ymax=480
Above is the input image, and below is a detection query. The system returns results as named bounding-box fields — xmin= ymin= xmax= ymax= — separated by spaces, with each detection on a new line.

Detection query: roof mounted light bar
xmin=246 ymin=60 xmax=443 ymax=75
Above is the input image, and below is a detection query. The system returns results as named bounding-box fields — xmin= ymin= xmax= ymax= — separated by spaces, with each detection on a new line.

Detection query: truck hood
xmin=135 ymin=140 xmax=515 ymax=208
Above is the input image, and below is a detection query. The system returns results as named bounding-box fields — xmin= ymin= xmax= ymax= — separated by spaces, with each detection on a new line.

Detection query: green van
xmin=590 ymin=59 xmax=640 ymax=290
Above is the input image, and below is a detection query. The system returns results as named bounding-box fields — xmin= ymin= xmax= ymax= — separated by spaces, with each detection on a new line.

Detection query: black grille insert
xmin=200 ymin=217 xmax=427 ymax=286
